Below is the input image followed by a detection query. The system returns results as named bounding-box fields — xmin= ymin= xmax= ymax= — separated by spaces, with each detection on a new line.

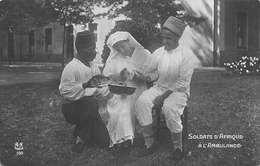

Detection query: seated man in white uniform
xmin=59 ymin=31 xmax=111 ymax=153
xmin=134 ymin=16 xmax=194 ymax=161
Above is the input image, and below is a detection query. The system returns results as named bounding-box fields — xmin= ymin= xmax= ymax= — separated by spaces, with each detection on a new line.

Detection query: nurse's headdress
xmin=106 ymin=31 xmax=144 ymax=59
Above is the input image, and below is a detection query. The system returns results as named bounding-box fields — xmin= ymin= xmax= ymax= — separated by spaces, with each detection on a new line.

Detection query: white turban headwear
xmin=163 ymin=16 xmax=186 ymax=37
xmin=106 ymin=31 xmax=144 ymax=59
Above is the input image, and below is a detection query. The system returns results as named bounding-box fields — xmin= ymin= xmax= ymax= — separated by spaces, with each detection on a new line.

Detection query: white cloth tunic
xmin=135 ymin=46 xmax=194 ymax=133
xmin=102 ymin=48 xmax=151 ymax=147
xmin=59 ymin=58 xmax=111 ymax=102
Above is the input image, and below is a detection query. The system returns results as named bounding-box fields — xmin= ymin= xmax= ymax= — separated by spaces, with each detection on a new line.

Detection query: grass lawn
xmin=0 ymin=69 xmax=259 ymax=166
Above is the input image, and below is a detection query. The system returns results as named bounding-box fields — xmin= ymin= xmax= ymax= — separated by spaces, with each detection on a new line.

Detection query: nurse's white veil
xmin=106 ymin=31 xmax=144 ymax=60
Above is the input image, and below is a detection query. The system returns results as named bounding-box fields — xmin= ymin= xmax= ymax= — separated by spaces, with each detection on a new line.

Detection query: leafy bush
xmin=101 ymin=20 xmax=162 ymax=64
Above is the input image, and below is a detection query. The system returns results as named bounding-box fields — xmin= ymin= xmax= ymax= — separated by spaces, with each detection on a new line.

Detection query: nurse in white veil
xmin=102 ymin=31 xmax=152 ymax=148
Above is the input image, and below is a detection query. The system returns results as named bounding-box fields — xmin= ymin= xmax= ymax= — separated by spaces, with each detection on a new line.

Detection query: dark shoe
xmin=120 ymin=140 xmax=131 ymax=148
xmin=137 ymin=143 xmax=156 ymax=157
xmin=71 ymin=142 xmax=85 ymax=153
xmin=72 ymin=129 xmax=77 ymax=138
xmin=172 ymin=148 xmax=184 ymax=162
xmin=133 ymin=134 xmax=144 ymax=147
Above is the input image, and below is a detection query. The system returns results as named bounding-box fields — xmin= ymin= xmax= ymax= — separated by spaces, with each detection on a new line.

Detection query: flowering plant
xmin=223 ymin=56 xmax=260 ymax=76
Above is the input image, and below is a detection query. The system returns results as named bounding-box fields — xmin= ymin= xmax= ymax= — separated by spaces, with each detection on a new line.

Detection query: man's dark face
xmin=79 ymin=47 xmax=96 ymax=61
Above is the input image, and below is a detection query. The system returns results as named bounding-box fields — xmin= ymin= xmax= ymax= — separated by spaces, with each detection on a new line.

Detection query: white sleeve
xmin=142 ymin=47 xmax=164 ymax=81
xmin=59 ymin=65 xmax=86 ymax=100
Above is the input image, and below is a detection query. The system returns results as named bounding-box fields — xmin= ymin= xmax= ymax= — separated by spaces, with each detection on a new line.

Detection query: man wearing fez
xmin=59 ymin=30 xmax=110 ymax=153
xmin=134 ymin=16 xmax=194 ymax=161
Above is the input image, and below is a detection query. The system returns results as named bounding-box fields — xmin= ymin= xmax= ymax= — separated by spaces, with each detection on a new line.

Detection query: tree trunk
xmin=8 ymin=31 xmax=14 ymax=65
xmin=20 ymin=34 xmax=22 ymax=60
xmin=61 ymin=25 xmax=66 ymax=67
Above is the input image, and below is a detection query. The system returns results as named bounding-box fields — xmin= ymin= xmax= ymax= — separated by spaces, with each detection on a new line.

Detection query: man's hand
xmin=92 ymin=74 xmax=107 ymax=80
xmin=152 ymin=90 xmax=173 ymax=110
xmin=133 ymin=70 xmax=150 ymax=82
xmin=152 ymin=95 xmax=164 ymax=109
xmin=82 ymin=80 xmax=92 ymax=89
xmin=82 ymin=75 xmax=105 ymax=89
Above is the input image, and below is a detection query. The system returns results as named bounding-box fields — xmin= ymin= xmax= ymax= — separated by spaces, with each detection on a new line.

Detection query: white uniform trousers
xmin=135 ymin=85 xmax=187 ymax=133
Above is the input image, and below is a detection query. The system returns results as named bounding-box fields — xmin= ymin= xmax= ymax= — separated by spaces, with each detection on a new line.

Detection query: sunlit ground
xmin=0 ymin=69 xmax=259 ymax=166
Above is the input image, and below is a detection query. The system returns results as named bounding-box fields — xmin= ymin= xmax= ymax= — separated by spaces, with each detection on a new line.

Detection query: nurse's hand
xmin=120 ymin=68 xmax=135 ymax=79
xmin=109 ymin=73 xmax=127 ymax=82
